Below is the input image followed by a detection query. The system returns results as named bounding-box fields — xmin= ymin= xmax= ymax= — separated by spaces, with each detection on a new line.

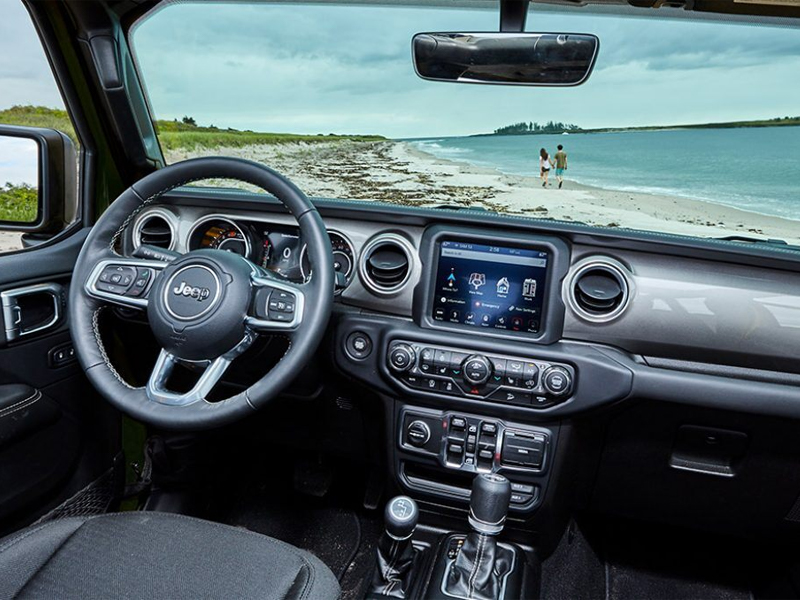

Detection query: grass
xmin=0 ymin=105 xmax=384 ymax=151
xmin=0 ymin=183 xmax=38 ymax=223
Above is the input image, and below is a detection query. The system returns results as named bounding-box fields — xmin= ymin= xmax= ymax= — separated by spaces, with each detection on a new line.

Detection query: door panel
xmin=0 ymin=229 xmax=121 ymax=532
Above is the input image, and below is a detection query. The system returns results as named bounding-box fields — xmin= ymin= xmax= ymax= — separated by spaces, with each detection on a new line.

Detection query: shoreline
xmin=396 ymin=142 xmax=800 ymax=244
xmin=4 ymin=137 xmax=793 ymax=254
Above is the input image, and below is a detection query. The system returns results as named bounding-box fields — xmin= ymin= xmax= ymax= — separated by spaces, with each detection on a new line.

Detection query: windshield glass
xmin=131 ymin=2 xmax=800 ymax=244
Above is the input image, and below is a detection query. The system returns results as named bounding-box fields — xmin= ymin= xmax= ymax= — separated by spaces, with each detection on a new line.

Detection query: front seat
xmin=0 ymin=512 xmax=340 ymax=599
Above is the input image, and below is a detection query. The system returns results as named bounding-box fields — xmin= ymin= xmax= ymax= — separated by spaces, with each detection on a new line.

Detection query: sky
xmin=0 ymin=137 xmax=39 ymax=186
xmin=2 ymin=0 xmax=800 ymax=139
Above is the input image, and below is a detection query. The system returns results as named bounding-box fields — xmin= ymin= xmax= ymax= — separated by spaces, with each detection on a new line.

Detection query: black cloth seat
xmin=0 ymin=512 xmax=340 ymax=599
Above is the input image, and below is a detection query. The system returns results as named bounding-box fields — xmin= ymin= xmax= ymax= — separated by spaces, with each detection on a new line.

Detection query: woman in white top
xmin=539 ymin=148 xmax=554 ymax=188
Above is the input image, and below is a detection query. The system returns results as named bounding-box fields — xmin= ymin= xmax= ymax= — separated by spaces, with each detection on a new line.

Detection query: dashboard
xmin=117 ymin=191 xmax=800 ymax=541
xmin=125 ymin=193 xmax=800 ymax=526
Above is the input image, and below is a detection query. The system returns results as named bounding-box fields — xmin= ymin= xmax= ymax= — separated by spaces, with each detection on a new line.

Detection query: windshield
xmin=131 ymin=2 xmax=800 ymax=244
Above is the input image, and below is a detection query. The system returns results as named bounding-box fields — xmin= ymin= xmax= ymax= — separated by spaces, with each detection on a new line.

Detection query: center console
xmin=333 ymin=225 xmax=634 ymax=521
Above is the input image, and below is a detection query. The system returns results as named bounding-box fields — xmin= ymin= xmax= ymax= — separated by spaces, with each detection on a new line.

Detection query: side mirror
xmin=0 ymin=125 xmax=77 ymax=234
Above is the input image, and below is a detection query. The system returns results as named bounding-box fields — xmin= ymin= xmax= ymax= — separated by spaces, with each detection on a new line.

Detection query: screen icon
xmin=469 ymin=273 xmax=486 ymax=290
xmin=496 ymin=277 xmax=510 ymax=295
xmin=522 ymin=278 xmax=537 ymax=298
xmin=447 ymin=271 xmax=456 ymax=288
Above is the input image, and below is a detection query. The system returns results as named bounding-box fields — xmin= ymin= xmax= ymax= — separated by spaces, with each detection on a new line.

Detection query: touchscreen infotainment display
xmin=431 ymin=240 xmax=548 ymax=334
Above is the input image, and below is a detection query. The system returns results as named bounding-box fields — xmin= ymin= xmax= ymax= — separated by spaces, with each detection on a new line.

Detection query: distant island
xmin=480 ymin=116 xmax=800 ymax=137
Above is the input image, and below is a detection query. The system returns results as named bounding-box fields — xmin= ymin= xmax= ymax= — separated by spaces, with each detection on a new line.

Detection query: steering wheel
xmin=68 ymin=157 xmax=334 ymax=430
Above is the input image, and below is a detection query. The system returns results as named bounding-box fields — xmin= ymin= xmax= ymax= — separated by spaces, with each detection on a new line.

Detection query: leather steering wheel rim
xmin=68 ymin=157 xmax=334 ymax=431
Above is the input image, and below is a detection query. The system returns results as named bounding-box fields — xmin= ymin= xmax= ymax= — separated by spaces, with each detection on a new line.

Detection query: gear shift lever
xmin=368 ymin=496 xmax=419 ymax=598
xmin=469 ymin=472 xmax=512 ymax=535
xmin=445 ymin=473 xmax=514 ymax=600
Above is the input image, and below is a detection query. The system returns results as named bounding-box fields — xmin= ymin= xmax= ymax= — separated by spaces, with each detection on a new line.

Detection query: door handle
xmin=1 ymin=283 xmax=66 ymax=342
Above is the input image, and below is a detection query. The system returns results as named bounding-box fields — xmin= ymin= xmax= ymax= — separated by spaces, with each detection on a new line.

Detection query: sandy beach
xmin=168 ymin=140 xmax=800 ymax=245
xmin=3 ymin=139 xmax=796 ymax=253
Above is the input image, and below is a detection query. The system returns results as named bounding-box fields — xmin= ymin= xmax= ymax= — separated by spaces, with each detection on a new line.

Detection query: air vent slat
xmin=566 ymin=259 xmax=631 ymax=323
xmin=136 ymin=215 xmax=173 ymax=250
xmin=360 ymin=236 xmax=412 ymax=295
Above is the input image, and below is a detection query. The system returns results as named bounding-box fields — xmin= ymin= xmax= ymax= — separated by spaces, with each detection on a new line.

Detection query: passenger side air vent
xmin=359 ymin=235 xmax=413 ymax=295
xmin=135 ymin=213 xmax=174 ymax=250
xmin=565 ymin=258 xmax=632 ymax=323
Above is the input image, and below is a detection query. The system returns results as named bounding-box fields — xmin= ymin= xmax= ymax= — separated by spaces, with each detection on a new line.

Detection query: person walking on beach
xmin=554 ymin=144 xmax=568 ymax=189
xmin=539 ymin=148 xmax=553 ymax=188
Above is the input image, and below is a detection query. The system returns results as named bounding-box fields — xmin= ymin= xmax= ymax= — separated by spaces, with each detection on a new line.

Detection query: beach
xmin=3 ymin=137 xmax=797 ymax=253
xmin=166 ymin=139 xmax=800 ymax=245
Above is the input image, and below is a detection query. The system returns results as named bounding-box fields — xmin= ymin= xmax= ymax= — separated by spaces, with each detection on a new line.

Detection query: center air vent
xmin=566 ymin=258 xmax=632 ymax=323
xmin=135 ymin=213 xmax=174 ymax=250
xmin=359 ymin=235 xmax=413 ymax=295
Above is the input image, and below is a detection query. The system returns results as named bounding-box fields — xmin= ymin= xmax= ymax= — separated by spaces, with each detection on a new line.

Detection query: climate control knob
xmin=463 ymin=354 xmax=492 ymax=385
xmin=388 ymin=343 xmax=416 ymax=372
xmin=542 ymin=366 xmax=573 ymax=397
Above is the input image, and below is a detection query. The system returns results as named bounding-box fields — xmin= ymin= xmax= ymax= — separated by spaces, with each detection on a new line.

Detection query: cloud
xmin=3 ymin=1 xmax=799 ymax=138
xmin=0 ymin=0 xmax=65 ymax=109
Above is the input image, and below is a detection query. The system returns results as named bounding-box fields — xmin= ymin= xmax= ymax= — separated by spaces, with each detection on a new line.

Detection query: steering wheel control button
xmin=266 ymin=290 xmax=297 ymax=322
xmin=97 ymin=265 xmax=138 ymax=295
xmin=346 ymin=331 xmax=373 ymax=360
xmin=389 ymin=343 xmax=416 ymax=372
xmin=543 ymin=367 xmax=573 ymax=397
xmin=463 ymin=355 xmax=492 ymax=385
xmin=406 ymin=420 xmax=431 ymax=447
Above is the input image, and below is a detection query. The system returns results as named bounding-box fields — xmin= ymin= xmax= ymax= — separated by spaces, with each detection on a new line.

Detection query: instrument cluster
xmin=187 ymin=216 xmax=354 ymax=287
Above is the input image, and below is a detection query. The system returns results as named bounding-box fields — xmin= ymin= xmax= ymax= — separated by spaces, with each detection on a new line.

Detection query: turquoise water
xmin=410 ymin=127 xmax=800 ymax=221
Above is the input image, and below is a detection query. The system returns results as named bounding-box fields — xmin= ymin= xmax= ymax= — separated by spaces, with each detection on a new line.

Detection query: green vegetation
xmin=0 ymin=106 xmax=384 ymax=152
xmin=494 ymin=121 xmax=581 ymax=135
xmin=486 ymin=115 xmax=800 ymax=137
xmin=0 ymin=105 xmax=77 ymax=145
xmin=0 ymin=183 xmax=38 ymax=223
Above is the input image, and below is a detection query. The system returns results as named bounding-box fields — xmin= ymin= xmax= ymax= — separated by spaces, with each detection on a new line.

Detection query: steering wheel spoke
xmin=85 ymin=258 xmax=168 ymax=310
xmin=246 ymin=271 xmax=306 ymax=334
xmin=146 ymin=331 xmax=254 ymax=406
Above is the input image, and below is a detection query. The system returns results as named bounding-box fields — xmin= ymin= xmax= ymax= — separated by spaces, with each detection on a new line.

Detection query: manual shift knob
xmin=468 ymin=473 xmax=511 ymax=535
xmin=384 ymin=496 xmax=419 ymax=540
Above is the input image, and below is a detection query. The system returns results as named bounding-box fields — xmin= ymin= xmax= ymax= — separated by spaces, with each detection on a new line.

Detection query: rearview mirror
xmin=412 ymin=32 xmax=599 ymax=86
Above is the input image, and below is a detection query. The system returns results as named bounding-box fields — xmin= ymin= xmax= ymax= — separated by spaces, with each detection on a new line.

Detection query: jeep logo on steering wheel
xmin=172 ymin=281 xmax=211 ymax=302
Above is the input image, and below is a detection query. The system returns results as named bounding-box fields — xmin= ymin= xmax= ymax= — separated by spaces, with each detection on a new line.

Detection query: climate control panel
xmin=387 ymin=341 xmax=575 ymax=409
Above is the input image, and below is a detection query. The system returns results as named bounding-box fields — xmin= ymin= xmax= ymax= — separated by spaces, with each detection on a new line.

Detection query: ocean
xmin=410 ymin=126 xmax=800 ymax=221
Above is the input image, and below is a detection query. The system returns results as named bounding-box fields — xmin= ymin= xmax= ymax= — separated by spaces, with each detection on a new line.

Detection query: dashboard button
xmin=542 ymin=367 xmax=572 ymax=397
xmin=490 ymin=357 xmax=506 ymax=376
xmin=523 ymin=363 xmax=539 ymax=387
xmin=506 ymin=360 xmax=524 ymax=377
xmin=434 ymin=349 xmax=451 ymax=367
xmin=488 ymin=388 xmax=531 ymax=405
xmin=345 ymin=331 xmax=372 ymax=359
xmin=510 ymin=492 xmax=533 ymax=505
xmin=406 ymin=420 xmax=431 ymax=447
xmin=463 ymin=355 xmax=492 ymax=385
xmin=389 ymin=344 xmax=416 ymax=372
xmin=450 ymin=417 xmax=467 ymax=430
xmin=511 ymin=482 xmax=535 ymax=494
xmin=440 ymin=380 xmax=459 ymax=395
xmin=480 ymin=422 xmax=498 ymax=436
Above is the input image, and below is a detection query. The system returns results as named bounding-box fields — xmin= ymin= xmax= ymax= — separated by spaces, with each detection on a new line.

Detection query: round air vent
xmin=134 ymin=212 xmax=175 ymax=250
xmin=359 ymin=234 xmax=413 ymax=295
xmin=565 ymin=258 xmax=632 ymax=323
